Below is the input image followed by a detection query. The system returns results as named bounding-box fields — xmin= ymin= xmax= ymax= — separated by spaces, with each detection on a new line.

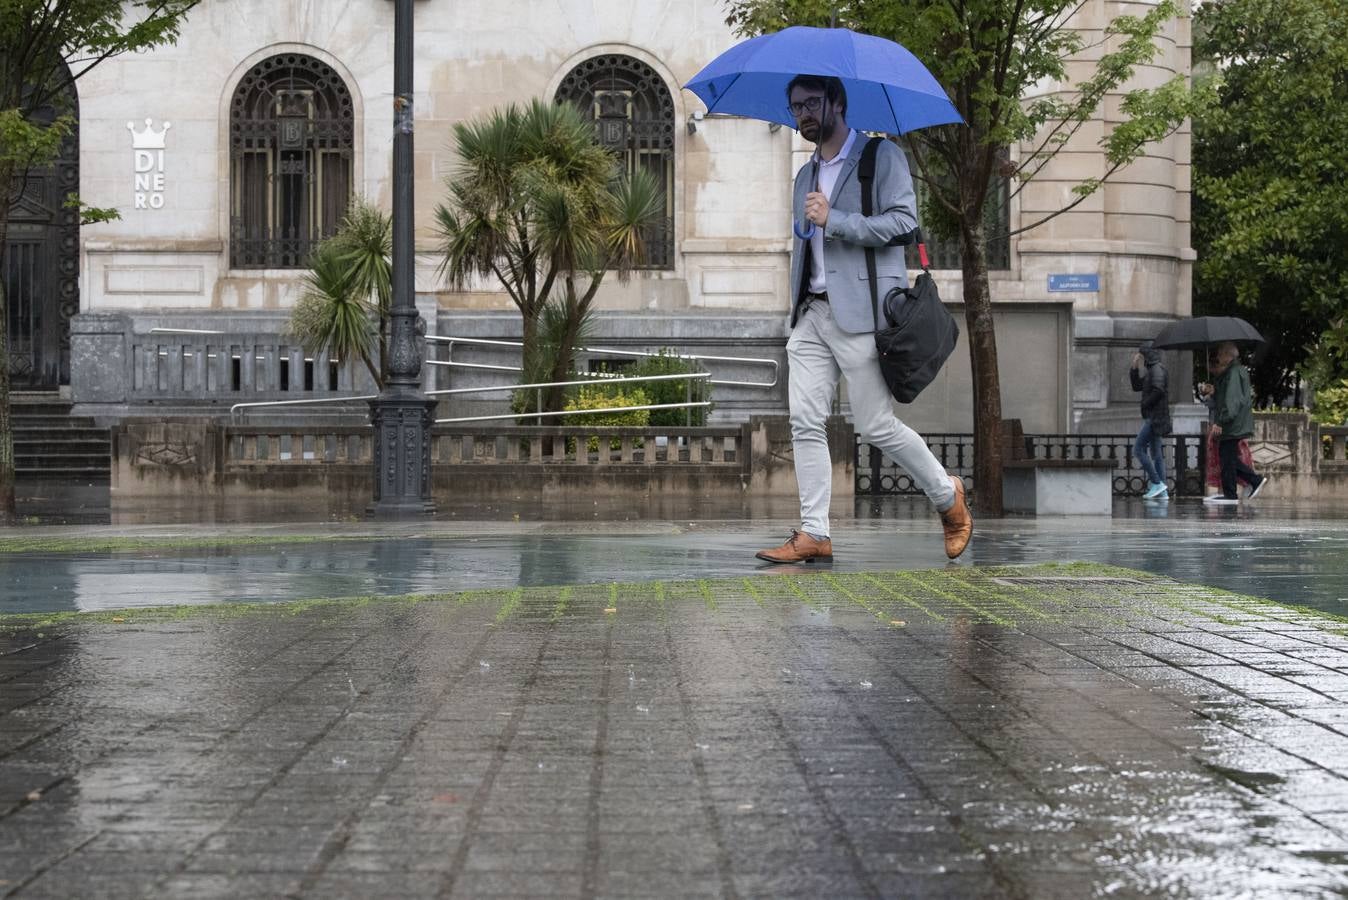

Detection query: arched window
xmin=229 ymin=54 xmax=353 ymax=269
xmin=556 ymin=55 xmax=675 ymax=270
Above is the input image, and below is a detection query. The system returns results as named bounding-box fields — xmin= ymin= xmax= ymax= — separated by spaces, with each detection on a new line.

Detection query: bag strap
xmin=857 ymin=137 xmax=932 ymax=332
xmin=858 ymin=137 xmax=884 ymax=332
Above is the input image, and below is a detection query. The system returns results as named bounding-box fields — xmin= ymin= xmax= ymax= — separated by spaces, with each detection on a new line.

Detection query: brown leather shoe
xmin=755 ymin=530 xmax=833 ymax=564
xmin=940 ymin=475 xmax=972 ymax=559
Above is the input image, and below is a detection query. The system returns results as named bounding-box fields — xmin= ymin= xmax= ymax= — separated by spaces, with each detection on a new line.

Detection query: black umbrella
xmin=1152 ymin=316 xmax=1265 ymax=350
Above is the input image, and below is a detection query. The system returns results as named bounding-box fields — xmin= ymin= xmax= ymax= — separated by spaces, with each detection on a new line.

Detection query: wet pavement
xmin=4 ymin=566 xmax=1348 ymax=898
xmin=5 ymin=497 xmax=1348 ymax=897
xmin=2 ymin=498 xmax=1348 ymax=616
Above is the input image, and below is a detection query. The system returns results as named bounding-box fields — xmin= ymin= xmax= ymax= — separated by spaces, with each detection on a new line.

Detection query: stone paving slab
xmin=2 ymin=563 xmax=1348 ymax=898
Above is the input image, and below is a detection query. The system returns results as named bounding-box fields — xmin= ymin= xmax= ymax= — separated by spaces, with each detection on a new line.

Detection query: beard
xmin=799 ymin=110 xmax=838 ymax=144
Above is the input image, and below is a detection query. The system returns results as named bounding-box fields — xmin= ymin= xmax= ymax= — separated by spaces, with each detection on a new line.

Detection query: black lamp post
xmin=369 ymin=0 xmax=436 ymax=516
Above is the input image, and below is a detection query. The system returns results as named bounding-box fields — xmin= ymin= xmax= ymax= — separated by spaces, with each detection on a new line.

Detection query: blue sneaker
xmin=1143 ymin=482 xmax=1167 ymax=499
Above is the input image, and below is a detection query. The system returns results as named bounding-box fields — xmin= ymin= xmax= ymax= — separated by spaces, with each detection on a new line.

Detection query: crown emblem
xmin=127 ymin=118 xmax=171 ymax=150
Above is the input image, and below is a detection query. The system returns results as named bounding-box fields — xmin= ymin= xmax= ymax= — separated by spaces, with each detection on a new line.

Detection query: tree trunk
xmin=544 ymin=291 xmax=584 ymax=413
xmin=960 ymin=217 xmax=1004 ymax=516
xmin=0 ymin=165 xmax=15 ymax=524
xmin=519 ymin=306 xmax=540 ymax=393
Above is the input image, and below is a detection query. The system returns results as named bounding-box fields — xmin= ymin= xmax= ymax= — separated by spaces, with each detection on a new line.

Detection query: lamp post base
xmin=368 ymin=395 xmax=438 ymax=518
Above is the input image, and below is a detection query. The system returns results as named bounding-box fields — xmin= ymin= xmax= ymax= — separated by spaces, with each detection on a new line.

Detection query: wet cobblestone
xmin=2 ymin=565 xmax=1348 ymax=897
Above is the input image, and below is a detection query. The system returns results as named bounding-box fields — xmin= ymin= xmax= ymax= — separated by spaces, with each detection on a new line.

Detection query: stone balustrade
xmin=110 ymin=417 xmax=851 ymax=515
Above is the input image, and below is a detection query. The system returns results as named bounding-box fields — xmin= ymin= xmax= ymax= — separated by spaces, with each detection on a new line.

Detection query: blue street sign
xmin=1048 ymin=273 xmax=1100 ymax=292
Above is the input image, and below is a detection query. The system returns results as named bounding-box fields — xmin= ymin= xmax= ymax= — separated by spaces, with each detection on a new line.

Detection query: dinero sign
xmin=127 ymin=118 xmax=170 ymax=209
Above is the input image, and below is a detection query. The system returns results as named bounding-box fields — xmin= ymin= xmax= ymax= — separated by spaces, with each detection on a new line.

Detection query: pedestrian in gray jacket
xmin=756 ymin=74 xmax=971 ymax=565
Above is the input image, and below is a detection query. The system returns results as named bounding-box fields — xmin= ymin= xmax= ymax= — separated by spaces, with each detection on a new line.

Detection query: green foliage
xmin=622 ymin=350 xmax=711 ymax=427
xmin=63 ymin=193 xmax=119 ymax=226
xmin=289 ymin=241 xmax=378 ymax=387
xmin=563 ymin=386 xmax=650 ymax=451
xmin=333 ymin=199 xmax=393 ymax=319
xmin=286 ymin=200 xmax=391 ymax=389
xmin=435 ymin=98 xmax=665 ymax=412
xmin=1193 ymin=0 xmax=1348 ymax=398
xmin=509 ymin=299 xmax=598 ymax=418
xmin=1311 ymin=381 xmax=1348 ymax=427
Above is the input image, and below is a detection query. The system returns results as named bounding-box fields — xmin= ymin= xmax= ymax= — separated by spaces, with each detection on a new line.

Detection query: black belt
xmin=805 ymin=290 xmax=829 ymax=302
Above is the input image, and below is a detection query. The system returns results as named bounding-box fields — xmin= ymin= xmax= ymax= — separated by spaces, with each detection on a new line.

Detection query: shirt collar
xmin=818 ymin=129 xmax=858 ymax=167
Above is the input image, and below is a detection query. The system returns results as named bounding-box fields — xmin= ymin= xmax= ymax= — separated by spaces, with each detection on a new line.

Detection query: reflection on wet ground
xmin=3 ymin=568 xmax=1348 ymax=897
xmin=2 ymin=497 xmax=1348 ymax=615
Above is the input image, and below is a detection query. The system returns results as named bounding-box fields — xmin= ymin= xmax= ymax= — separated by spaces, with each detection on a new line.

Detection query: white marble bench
xmin=1002 ymin=458 xmax=1117 ymax=515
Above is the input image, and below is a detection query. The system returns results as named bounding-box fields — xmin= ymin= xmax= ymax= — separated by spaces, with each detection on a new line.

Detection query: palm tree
xmin=435 ymin=98 xmax=664 ymax=413
xmin=288 ymin=200 xmax=392 ymax=389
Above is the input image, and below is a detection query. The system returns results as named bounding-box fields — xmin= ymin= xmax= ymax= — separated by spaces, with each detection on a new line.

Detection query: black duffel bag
xmin=857 ymin=136 xmax=959 ymax=404
xmin=874 ymin=266 xmax=959 ymax=403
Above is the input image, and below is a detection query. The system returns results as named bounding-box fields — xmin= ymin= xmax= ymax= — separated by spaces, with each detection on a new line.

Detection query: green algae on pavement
xmin=3 ymin=562 xmax=1346 ymax=641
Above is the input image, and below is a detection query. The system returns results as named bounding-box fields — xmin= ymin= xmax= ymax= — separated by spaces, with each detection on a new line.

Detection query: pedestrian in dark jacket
xmin=1130 ymin=340 xmax=1172 ymax=499
xmin=1208 ymin=341 xmax=1266 ymax=503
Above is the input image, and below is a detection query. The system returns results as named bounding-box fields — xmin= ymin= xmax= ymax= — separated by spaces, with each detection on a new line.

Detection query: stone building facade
xmin=7 ymin=0 xmax=1194 ymax=432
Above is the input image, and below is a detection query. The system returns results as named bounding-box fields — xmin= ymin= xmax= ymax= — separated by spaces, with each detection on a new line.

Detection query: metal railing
xmin=426 ymin=335 xmax=780 ymax=389
xmin=163 ymin=327 xmax=773 ymax=423
xmin=856 ymin=433 xmax=1204 ymax=498
xmin=229 ymin=371 xmax=712 ymax=425
xmin=231 ymin=394 xmax=377 ymax=422
xmin=434 ymin=372 xmax=711 ymax=425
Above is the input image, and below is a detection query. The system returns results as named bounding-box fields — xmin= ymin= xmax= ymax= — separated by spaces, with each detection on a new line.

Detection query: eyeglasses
xmin=787 ymin=96 xmax=825 ymax=117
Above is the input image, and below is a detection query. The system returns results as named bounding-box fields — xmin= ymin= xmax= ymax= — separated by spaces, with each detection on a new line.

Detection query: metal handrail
xmin=148 ymin=330 xmax=777 ymax=386
xmin=231 ymin=395 xmax=376 ymax=423
xmin=437 ymin=401 xmax=711 ymax=425
xmin=426 ymin=334 xmax=779 ymax=389
xmin=434 ymin=371 xmax=710 ymax=426
xmin=430 ymin=371 xmax=707 ymax=396
xmin=228 ymin=372 xmax=712 ymax=423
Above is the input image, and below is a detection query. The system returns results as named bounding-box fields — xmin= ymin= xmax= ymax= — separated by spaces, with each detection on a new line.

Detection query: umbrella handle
xmin=793 ymin=155 xmax=821 ymax=241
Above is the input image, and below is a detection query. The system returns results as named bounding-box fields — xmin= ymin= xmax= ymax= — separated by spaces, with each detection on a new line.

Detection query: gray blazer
xmin=789 ymin=134 xmax=919 ymax=334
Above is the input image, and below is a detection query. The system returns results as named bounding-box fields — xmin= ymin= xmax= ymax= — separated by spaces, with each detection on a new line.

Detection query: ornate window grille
xmin=904 ymin=150 xmax=1011 ymax=271
xmin=229 ymin=54 xmax=353 ymax=269
xmin=555 ymin=55 xmax=675 ymax=270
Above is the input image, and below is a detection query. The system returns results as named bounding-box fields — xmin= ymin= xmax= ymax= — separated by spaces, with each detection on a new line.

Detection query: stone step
xmin=15 ymin=447 xmax=110 ymax=464
xmin=9 ymin=397 xmax=112 ymax=478
xmin=14 ymin=468 xmax=111 ymax=481
xmin=13 ymin=426 xmax=108 ymax=439
xmin=15 ymin=442 xmax=111 ymax=457
xmin=11 ymin=415 xmax=102 ymax=428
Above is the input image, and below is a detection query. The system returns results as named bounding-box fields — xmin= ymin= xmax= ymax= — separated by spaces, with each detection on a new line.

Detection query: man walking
xmin=1208 ymin=341 xmax=1267 ymax=504
xmin=1130 ymin=340 xmax=1172 ymax=499
xmin=756 ymin=75 xmax=972 ymax=564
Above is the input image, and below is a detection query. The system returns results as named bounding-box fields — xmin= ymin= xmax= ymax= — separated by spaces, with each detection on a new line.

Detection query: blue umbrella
xmin=685 ymin=26 xmax=962 ymax=238
xmin=684 ymin=26 xmax=963 ymax=135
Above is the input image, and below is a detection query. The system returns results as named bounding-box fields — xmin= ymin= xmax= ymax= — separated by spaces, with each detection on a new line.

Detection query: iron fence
xmin=856 ymin=433 xmax=1204 ymax=498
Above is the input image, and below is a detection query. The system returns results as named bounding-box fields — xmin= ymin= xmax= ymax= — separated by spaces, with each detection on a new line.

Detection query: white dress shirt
xmin=807 ymin=127 xmax=859 ymax=295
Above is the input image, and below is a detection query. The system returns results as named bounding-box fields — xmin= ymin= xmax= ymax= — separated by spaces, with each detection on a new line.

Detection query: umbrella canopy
xmin=1153 ymin=316 xmax=1266 ymax=351
xmin=684 ymin=26 xmax=963 ymax=135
